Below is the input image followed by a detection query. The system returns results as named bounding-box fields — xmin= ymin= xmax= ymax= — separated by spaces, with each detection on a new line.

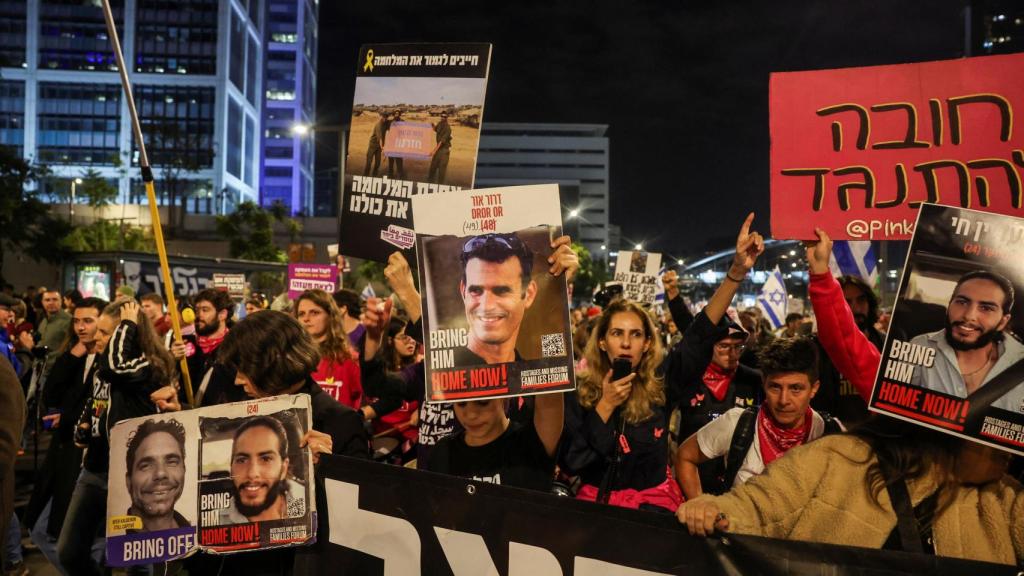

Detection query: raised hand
xmin=804 ymin=227 xmax=833 ymax=275
xmin=732 ymin=212 xmax=765 ymax=274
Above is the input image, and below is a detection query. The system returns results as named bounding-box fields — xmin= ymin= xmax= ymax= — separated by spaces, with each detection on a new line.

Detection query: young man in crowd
xmin=675 ymin=337 xmax=840 ymax=498
xmin=140 ymin=293 xmax=171 ymax=337
xmin=332 ymin=289 xmax=366 ymax=352
xmin=25 ymin=297 xmax=107 ymax=571
xmin=184 ymin=288 xmax=240 ymax=407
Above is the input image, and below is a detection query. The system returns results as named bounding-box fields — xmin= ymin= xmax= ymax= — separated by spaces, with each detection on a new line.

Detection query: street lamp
xmin=290 ymin=122 xmax=311 ymax=136
xmin=291 ymin=122 xmax=346 ymax=206
xmin=568 ymin=208 xmax=579 ymax=218
xmin=635 ymin=243 xmax=643 ymax=251
xmin=70 ymin=177 xmax=83 ymax=224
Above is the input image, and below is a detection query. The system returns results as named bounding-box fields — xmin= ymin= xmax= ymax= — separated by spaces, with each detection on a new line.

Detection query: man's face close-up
xmin=231 ymin=426 xmax=289 ymax=518
xmin=461 ymin=257 xmax=535 ymax=348
xmin=195 ymin=300 xmax=222 ymax=336
xmin=842 ymin=283 xmax=871 ymax=330
xmin=945 ymin=278 xmax=1010 ymax=351
xmin=763 ymin=371 xmax=818 ymax=428
xmin=73 ymin=306 xmax=101 ymax=346
xmin=42 ymin=291 xmax=61 ymax=315
xmin=141 ymin=300 xmax=163 ymax=323
xmin=128 ymin=431 xmax=185 ymax=522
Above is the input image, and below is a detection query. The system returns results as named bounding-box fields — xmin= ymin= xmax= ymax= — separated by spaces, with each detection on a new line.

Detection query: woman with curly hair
xmin=294 ymin=289 xmax=363 ymax=409
xmin=561 ymin=297 xmax=682 ymax=512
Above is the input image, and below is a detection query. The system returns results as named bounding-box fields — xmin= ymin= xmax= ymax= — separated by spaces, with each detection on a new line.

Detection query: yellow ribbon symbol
xmin=363 ymin=49 xmax=374 ymax=72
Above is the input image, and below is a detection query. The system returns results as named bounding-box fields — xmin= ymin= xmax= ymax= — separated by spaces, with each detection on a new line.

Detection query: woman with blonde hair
xmin=294 ymin=289 xmax=363 ymax=409
xmin=561 ymin=297 xmax=683 ymax=512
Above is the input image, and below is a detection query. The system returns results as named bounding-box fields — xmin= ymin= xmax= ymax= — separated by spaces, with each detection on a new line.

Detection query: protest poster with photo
xmin=868 ymin=203 xmax=1024 ymax=455
xmin=105 ymin=395 xmax=316 ymax=566
xmin=770 ymin=52 xmax=1024 ymax=241
xmin=287 ymin=264 xmax=337 ymax=299
xmin=412 ymin=184 xmax=575 ymax=402
xmin=339 ymin=43 xmax=492 ymax=262
xmin=613 ymin=250 xmax=662 ymax=305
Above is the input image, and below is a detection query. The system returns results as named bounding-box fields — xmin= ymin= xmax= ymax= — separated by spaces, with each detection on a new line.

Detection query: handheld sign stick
xmin=100 ymin=0 xmax=194 ymax=406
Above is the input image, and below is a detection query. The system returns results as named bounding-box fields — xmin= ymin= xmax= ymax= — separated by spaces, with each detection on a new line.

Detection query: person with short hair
xmin=454 ymin=232 xmax=537 ymax=365
xmin=427 ymin=110 xmax=452 ymax=183
xmin=24 ymin=297 xmax=107 ymax=571
xmin=139 ymin=293 xmax=170 ymax=337
xmin=180 ymin=288 xmax=241 ymax=407
xmin=675 ymin=337 xmax=840 ymax=498
xmin=781 ymin=312 xmax=804 ymax=338
xmin=63 ymin=289 xmax=84 ymax=313
xmin=331 ymin=289 xmax=365 ymax=351
xmin=124 ymin=418 xmax=188 ymax=531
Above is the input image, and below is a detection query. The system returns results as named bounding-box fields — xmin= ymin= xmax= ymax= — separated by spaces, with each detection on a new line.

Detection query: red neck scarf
xmin=701 ymin=362 xmax=735 ymax=402
xmin=756 ymin=406 xmax=812 ymax=465
xmin=198 ymin=329 xmax=228 ymax=355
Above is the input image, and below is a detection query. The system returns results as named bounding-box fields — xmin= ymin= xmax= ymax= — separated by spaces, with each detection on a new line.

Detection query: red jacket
xmin=312 ymin=357 xmax=363 ymax=409
xmin=808 ymin=272 xmax=878 ymax=403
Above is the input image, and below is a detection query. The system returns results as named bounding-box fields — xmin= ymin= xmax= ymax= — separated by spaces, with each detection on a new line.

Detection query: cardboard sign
xmin=771 ymin=53 xmax=1024 ymax=240
xmin=412 ymin=184 xmax=575 ymax=402
xmin=613 ymin=250 xmax=662 ymax=305
xmin=339 ymin=43 xmax=492 ymax=262
xmin=210 ymin=273 xmax=246 ymax=300
xmin=105 ymin=395 xmax=316 ymax=565
xmin=869 ymin=203 xmax=1024 ymax=455
xmin=287 ymin=264 xmax=337 ymax=299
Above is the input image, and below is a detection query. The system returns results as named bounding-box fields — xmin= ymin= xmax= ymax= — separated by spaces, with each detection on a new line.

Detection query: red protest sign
xmin=770 ymin=53 xmax=1024 ymax=240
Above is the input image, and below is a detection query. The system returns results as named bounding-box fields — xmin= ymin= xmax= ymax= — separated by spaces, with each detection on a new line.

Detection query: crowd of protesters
xmin=1 ymin=215 xmax=1023 ymax=576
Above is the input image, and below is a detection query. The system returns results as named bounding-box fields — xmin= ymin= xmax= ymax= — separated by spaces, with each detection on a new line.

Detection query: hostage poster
xmin=770 ymin=52 xmax=1024 ymax=241
xmin=339 ymin=43 xmax=492 ymax=262
xmin=614 ymin=250 xmax=662 ymax=305
xmin=869 ymin=203 xmax=1024 ymax=455
xmin=105 ymin=395 xmax=316 ymax=565
xmin=412 ymin=184 xmax=575 ymax=402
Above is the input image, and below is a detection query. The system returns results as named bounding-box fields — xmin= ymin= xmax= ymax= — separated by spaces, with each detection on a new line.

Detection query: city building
xmin=0 ymin=0 xmax=264 ymax=215
xmin=475 ymin=122 xmax=611 ymax=260
xmin=967 ymin=0 xmax=1023 ymax=54
xmin=258 ymin=0 xmax=317 ymax=215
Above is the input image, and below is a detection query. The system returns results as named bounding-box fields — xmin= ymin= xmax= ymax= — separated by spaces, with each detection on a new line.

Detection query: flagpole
xmin=101 ymin=0 xmax=195 ymax=406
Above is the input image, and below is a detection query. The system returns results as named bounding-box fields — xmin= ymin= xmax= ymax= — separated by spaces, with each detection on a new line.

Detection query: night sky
xmin=318 ymin=0 xmax=968 ymax=257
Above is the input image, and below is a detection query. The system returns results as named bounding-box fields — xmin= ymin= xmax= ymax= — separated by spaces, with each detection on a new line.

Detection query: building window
xmin=39 ymin=0 xmax=124 ymax=71
xmin=135 ymin=0 xmax=218 ymax=75
xmin=226 ymin=99 xmax=242 ymax=178
xmin=135 ymin=85 xmax=215 ymax=169
xmin=229 ymin=10 xmax=245 ymax=92
xmin=0 ymin=81 xmax=25 ymax=157
xmin=244 ymin=113 xmax=256 ymax=187
xmin=246 ymin=34 xmax=259 ymax=105
xmin=37 ymin=82 xmax=121 ymax=165
xmin=0 ymin=2 xmax=27 ymax=68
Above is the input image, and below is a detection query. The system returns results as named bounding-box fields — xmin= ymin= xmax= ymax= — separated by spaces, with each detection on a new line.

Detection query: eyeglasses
xmin=714 ymin=343 xmax=746 ymax=353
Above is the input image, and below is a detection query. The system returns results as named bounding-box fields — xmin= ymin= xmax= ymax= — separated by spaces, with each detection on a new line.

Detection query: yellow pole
xmin=101 ymin=0 xmax=194 ymax=406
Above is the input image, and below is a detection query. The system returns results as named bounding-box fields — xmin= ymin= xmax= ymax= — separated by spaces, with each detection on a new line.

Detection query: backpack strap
xmin=724 ymin=407 xmax=758 ymax=489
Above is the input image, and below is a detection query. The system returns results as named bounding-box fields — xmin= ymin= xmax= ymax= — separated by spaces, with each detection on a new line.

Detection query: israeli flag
xmin=757 ymin=266 xmax=788 ymax=329
xmin=360 ymin=282 xmax=376 ymax=301
xmin=654 ymin=265 xmax=667 ymax=306
xmin=829 ymin=240 xmax=879 ymax=286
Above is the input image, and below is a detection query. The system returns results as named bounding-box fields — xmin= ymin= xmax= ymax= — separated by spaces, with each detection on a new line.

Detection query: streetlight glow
xmin=635 ymin=243 xmax=643 ymax=250
xmin=291 ymin=123 xmax=311 ymax=136
xmin=568 ymin=208 xmax=579 ymax=218
xmin=74 ymin=177 xmax=83 ymax=184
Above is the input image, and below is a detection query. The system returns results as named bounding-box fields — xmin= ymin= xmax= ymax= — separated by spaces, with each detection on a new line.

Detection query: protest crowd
xmin=0 ymin=23 xmax=1023 ymax=575
xmin=0 ymin=210 xmax=1022 ymax=576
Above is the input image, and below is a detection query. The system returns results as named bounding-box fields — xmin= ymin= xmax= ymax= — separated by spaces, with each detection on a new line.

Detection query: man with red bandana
xmin=675 ymin=337 xmax=840 ymax=498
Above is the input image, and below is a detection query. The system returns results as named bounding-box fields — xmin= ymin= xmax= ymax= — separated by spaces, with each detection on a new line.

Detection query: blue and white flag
xmin=757 ymin=266 xmax=788 ymax=329
xmin=829 ymin=240 xmax=879 ymax=286
xmin=361 ymin=282 xmax=376 ymax=301
xmin=654 ymin=265 xmax=667 ymax=306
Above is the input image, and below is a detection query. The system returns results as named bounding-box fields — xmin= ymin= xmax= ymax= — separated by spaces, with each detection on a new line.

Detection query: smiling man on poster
xmin=454 ymin=233 xmax=538 ymax=365
xmin=909 ymin=269 xmax=1024 ymax=413
xmin=125 ymin=419 xmax=190 ymax=532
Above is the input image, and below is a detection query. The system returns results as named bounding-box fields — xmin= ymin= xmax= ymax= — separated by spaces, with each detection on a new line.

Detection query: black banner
xmin=316 ymin=456 xmax=1019 ymax=575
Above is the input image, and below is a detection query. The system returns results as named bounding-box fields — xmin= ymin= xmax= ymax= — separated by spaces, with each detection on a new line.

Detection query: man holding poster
xmin=908 ymin=270 xmax=1024 ymax=412
xmin=454 ymin=232 xmax=537 ymax=366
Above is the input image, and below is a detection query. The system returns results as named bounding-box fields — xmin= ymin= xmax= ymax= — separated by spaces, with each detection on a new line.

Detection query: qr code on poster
xmin=541 ymin=333 xmax=566 ymax=358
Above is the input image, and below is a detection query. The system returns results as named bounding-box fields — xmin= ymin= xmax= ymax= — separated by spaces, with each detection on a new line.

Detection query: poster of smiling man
xmin=105 ymin=395 xmax=315 ymax=565
xmin=413 ymin=184 xmax=575 ymax=402
xmin=869 ymin=203 xmax=1024 ymax=455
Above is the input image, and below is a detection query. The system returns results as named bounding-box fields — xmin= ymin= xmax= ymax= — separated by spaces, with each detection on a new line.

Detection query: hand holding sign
xmin=547 ymin=235 xmax=579 ymax=280
xmin=676 ymin=500 xmax=729 ymax=537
